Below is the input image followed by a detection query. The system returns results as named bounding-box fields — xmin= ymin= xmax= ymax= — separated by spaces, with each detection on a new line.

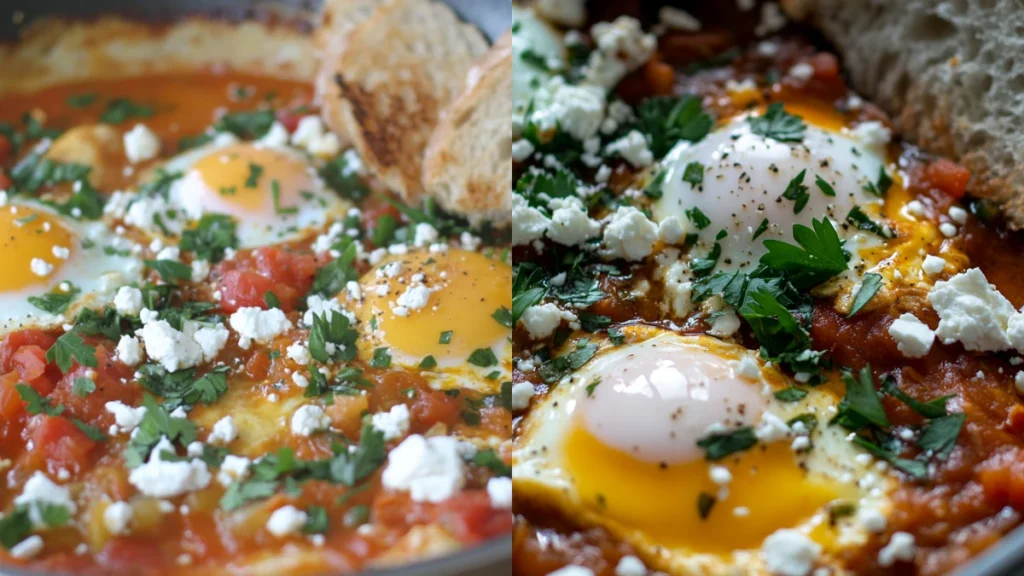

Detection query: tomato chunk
xmin=28 ymin=416 xmax=97 ymax=474
xmin=925 ymin=158 xmax=971 ymax=199
xmin=50 ymin=344 xmax=137 ymax=423
xmin=1 ymin=330 xmax=57 ymax=373
xmin=215 ymin=247 xmax=317 ymax=312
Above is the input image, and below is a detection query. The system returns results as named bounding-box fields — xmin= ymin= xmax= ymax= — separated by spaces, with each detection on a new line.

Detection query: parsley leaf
xmin=696 ymin=427 xmax=757 ymax=460
xmin=846 ymin=206 xmax=894 ymax=239
xmin=308 ymin=310 xmax=359 ymax=363
xmin=686 ymin=207 xmax=711 ymax=230
xmin=852 ymin=436 xmax=928 ymax=480
xmin=683 ymin=162 xmax=705 ymax=187
xmin=28 ymin=283 xmax=81 ymax=314
xmin=760 ymin=218 xmax=848 ymax=290
xmin=46 ymin=332 xmax=97 ymax=373
xmin=303 ymin=505 xmax=329 ymax=534
xmin=491 ymin=307 xmax=513 ymax=328
xmin=539 ymin=342 xmax=598 ymax=383
xmin=220 ymin=479 xmax=278 ymax=511
xmin=179 ymin=213 xmax=238 ymax=263
xmin=847 ymin=273 xmax=883 ymax=317
xmin=213 ymin=109 xmax=275 ymax=139
xmin=636 ymin=95 xmax=714 ymax=157
xmin=774 ymin=387 xmax=808 ymax=402
xmin=16 ymin=384 xmax=65 ymax=416
xmin=0 ymin=508 xmax=31 ymax=549
xmin=815 ymin=174 xmax=836 ymax=197
xmin=862 ymin=166 xmax=893 ymax=197
xmin=833 ymin=366 xmax=890 ymax=430
xmin=469 ymin=449 xmax=512 ymax=477
xmin=748 ymin=103 xmax=806 ymax=142
xmin=309 ymin=242 xmax=359 ymax=298
xmin=319 ymin=153 xmax=370 ymax=201
xmin=100 ymin=98 xmax=154 ymax=124
xmin=72 ymin=377 xmax=96 ymax=397
xmin=468 ymin=348 xmax=498 ymax=367
xmin=781 ymin=169 xmax=810 ymax=213
xmin=371 ymin=347 xmax=392 ymax=368
xmin=882 ymin=377 xmax=951 ymax=419
xmin=144 ymin=259 xmax=192 ymax=283
xmin=917 ymin=413 xmax=965 ymax=458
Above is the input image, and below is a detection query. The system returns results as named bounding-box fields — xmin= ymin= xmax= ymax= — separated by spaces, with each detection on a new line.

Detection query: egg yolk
xmin=0 ymin=206 xmax=75 ymax=291
xmin=564 ymin=424 xmax=852 ymax=555
xmin=357 ymin=249 xmax=511 ymax=364
xmin=182 ymin=143 xmax=316 ymax=219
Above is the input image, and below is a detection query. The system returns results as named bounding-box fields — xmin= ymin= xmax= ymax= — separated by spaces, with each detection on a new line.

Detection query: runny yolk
xmin=564 ymin=422 xmax=853 ymax=555
xmin=185 ymin=143 xmax=316 ymax=217
xmin=0 ymin=205 xmax=75 ymax=291
xmin=357 ymin=249 xmax=512 ymax=364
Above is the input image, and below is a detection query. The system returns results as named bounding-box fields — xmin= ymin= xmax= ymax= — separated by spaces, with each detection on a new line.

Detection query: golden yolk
xmin=357 ymin=249 xmax=512 ymax=362
xmin=189 ymin=143 xmax=315 ymax=216
xmin=0 ymin=206 xmax=75 ymax=291
xmin=564 ymin=423 xmax=853 ymax=555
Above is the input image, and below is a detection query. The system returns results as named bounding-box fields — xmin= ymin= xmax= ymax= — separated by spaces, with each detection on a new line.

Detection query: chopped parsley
xmin=781 ymin=169 xmax=810 ymax=213
xmin=682 ymin=161 xmax=705 ymax=187
xmin=245 ymin=163 xmax=263 ymax=188
xmin=846 ymin=206 xmax=894 ymax=239
xmin=815 ymin=174 xmax=836 ymax=197
xmin=419 ymin=356 xmax=438 ymax=369
xmin=100 ymin=98 xmax=154 ymax=124
xmin=144 ymin=259 xmax=193 ymax=283
xmin=773 ymin=387 xmax=808 ymax=402
xmin=685 ymin=207 xmax=712 ymax=230
xmin=748 ymin=102 xmax=806 ymax=142
xmin=179 ymin=213 xmax=238 ymax=262
xmin=264 ymin=291 xmax=282 ymax=309
xmin=308 ymin=310 xmax=359 ymax=363
xmin=72 ymin=377 xmax=96 ymax=397
xmin=697 ymin=492 xmax=716 ymax=520
xmin=847 ymin=273 xmax=883 ymax=317
xmin=862 ymin=166 xmax=893 ymax=197
xmin=371 ymin=347 xmax=392 ymax=368
xmin=28 ymin=283 xmax=81 ymax=314
xmin=696 ymin=427 xmax=758 ymax=460
xmin=491 ymin=307 xmax=513 ymax=329
xmin=439 ymin=330 xmax=453 ymax=344
xmin=468 ymin=348 xmax=498 ymax=367
xmin=636 ymin=95 xmax=714 ymax=157
xmin=213 ymin=109 xmax=276 ymax=139
xmin=538 ymin=341 xmax=598 ymax=383
xmin=45 ymin=332 xmax=97 ymax=373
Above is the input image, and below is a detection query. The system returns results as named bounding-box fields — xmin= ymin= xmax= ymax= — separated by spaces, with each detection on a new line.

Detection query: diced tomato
xmin=477 ymin=406 xmax=512 ymax=437
xmin=0 ymin=134 xmax=12 ymax=163
xmin=50 ymin=344 xmax=137 ymax=423
xmin=0 ymin=373 xmax=26 ymax=444
xmin=325 ymin=394 xmax=370 ymax=438
xmin=1 ymin=330 xmax=57 ymax=373
xmin=808 ymin=52 xmax=840 ymax=81
xmin=28 ymin=416 xmax=97 ymax=474
xmin=409 ymin=388 xmax=462 ymax=431
xmin=360 ymin=196 xmax=403 ymax=246
xmin=245 ymin=350 xmax=272 ymax=380
xmin=216 ymin=247 xmax=317 ymax=312
xmin=433 ymin=490 xmax=513 ymax=544
xmin=641 ymin=55 xmax=675 ymax=96
xmin=0 ymin=169 xmax=10 ymax=191
xmin=11 ymin=345 xmax=50 ymax=385
xmin=275 ymin=108 xmax=302 ymax=133
xmin=978 ymin=450 xmax=1024 ymax=510
xmin=925 ymin=158 xmax=971 ymax=200
xmin=373 ymin=490 xmax=511 ymax=545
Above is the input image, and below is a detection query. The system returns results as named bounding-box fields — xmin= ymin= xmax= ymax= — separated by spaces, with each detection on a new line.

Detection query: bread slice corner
xmin=422 ymin=31 xmax=513 ymax=228
xmin=331 ymin=0 xmax=489 ymax=201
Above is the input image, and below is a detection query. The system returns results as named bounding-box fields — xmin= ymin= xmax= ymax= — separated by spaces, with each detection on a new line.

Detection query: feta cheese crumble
xmin=381 ymin=434 xmax=466 ymax=503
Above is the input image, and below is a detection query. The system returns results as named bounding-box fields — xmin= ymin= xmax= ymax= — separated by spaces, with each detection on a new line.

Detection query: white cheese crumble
xmin=127 ymin=437 xmax=212 ymax=498
xmin=207 ymin=415 xmax=238 ymax=445
xmin=103 ymin=501 xmax=134 ymax=536
xmin=229 ymin=307 xmax=292 ymax=349
xmin=887 ymin=314 xmax=935 ymax=358
xmin=10 ymin=535 xmax=44 ymax=559
xmin=546 ymin=197 xmax=601 ymax=247
xmin=287 ymin=342 xmax=311 ymax=364
xmin=290 ymin=115 xmax=340 ymax=158
xmin=532 ymin=81 xmax=606 ymax=141
xmin=511 ymin=381 xmax=536 ymax=411
xmin=371 ymin=404 xmax=411 ymax=441
xmin=615 ymin=555 xmax=646 ymax=576
xmin=877 ymin=531 xmax=916 ymax=567
xmin=266 ymin=505 xmax=308 ymax=537
xmin=291 ymin=405 xmax=330 ymax=436
xmin=601 ymin=206 xmax=658 ymax=261
xmin=585 ymin=16 xmax=656 ymax=89
xmin=381 ymin=434 xmax=466 ymax=503
xmin=14 ymin=472 xmax=77 ymax=527
xmin=217 ymin=454 xmax=252 ymax=487
xmin=114 ymin=286 xmax=143 ymax=316
xmin=116 ymin=335 xmax=143 ymax=367
xmin=929 ymin=268 xmax=1021 ymax=352
xmin=123 ymin=124 xmax=161 ymax=164
xmin=486 ymin=477 xmax=512 ymax=509
xmin=105 ymin=401 xmax=147 ymax=433
xmin=761 ymin=529 xmax=821 ymax=576
xmin=921 ymin=255 xmax=947 ymax=276
xmin=30 ymin=257 xmax=54 ymax=277
xmin=547 ymin=567 xmax=595 ymax=576
xmin=138 ymin=320 xmax=228 ymax=372
xmin=520 ymin=303 xmax=567 ymax=340
xmin=604 ymin=130 xmax=653 ymax=168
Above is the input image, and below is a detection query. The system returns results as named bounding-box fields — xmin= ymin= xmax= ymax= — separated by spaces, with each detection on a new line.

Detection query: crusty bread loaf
xmin=781 ymin=0 xmax=1024 ymax=227
xmin=422 ymin=32 xmax=512 ymax=228
xmin=314 ymin=0 xmax=380 ymax=148
xmin=331 ymin=0 xmax=489 ymax=201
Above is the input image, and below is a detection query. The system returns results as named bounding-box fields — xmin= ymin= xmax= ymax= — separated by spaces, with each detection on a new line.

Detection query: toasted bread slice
xmin=422 ymin=31 xmax=512 ymax=227
xmin=781 ymin=0 xmax=1024 ymax=228
xmin=332 ymin=0 xmax=488 ymax=201
xmin=314 ymin=0 xmax=380 ymax=147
